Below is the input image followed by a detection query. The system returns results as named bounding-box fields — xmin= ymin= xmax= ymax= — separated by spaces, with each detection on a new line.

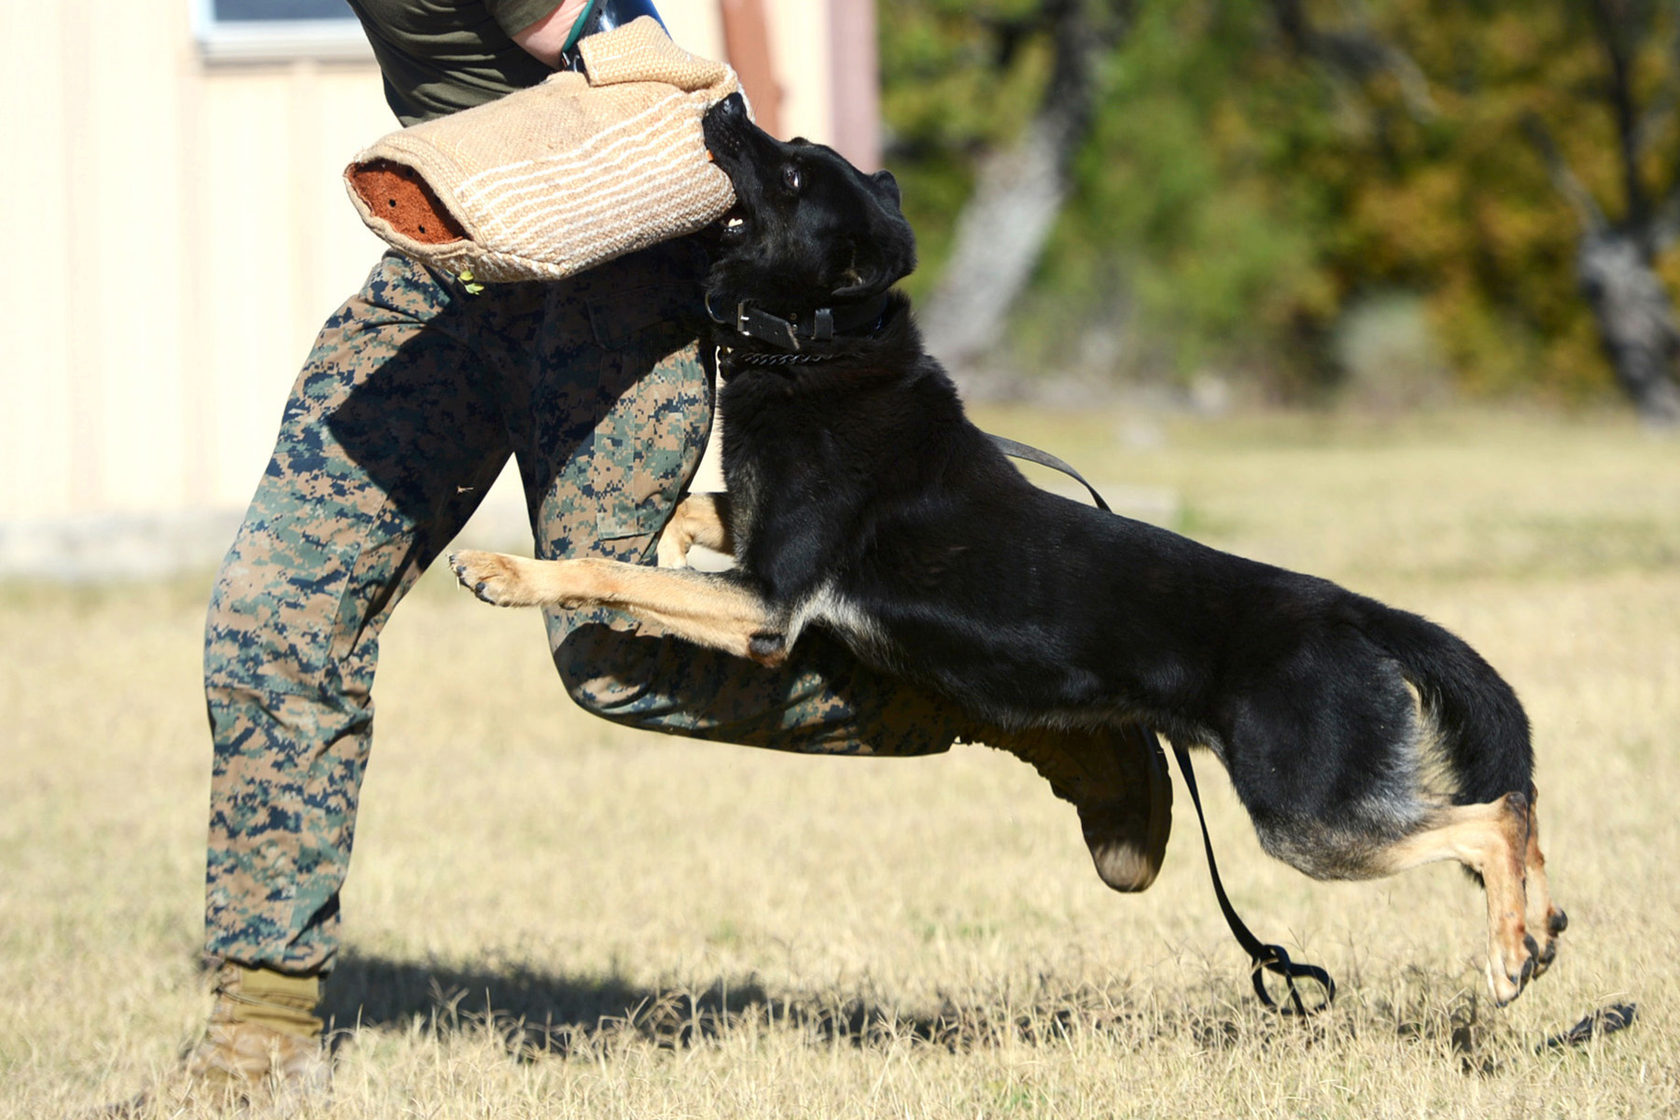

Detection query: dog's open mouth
xmin=718 ymin=203 xmax=748 ymax=238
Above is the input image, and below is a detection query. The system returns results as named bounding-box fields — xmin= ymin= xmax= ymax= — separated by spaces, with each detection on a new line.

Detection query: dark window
xmin=210 ymin=0 xmax=353 ymax=20
xmin=194 ymin=0 xmax=367 ymax=60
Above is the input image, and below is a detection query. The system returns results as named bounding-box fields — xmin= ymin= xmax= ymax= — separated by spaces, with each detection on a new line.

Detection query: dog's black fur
xmin=690 ymin=93 xmax=1560 ymax=1000
xmin=454 ymin=94 xmax=1561 ymax=1003
xmin=702 ymin=93 xmax=1524 ymax=859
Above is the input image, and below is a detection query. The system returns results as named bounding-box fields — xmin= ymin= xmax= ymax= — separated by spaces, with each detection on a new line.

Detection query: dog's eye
xmin=782 ymin=166 xmax=802 ymax=193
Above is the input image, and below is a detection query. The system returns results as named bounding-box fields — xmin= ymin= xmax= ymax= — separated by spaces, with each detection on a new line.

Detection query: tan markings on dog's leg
xmin=1522 ymin=788 xmax=1567 ymax=977
xmin=562 ymin=557 xmax=785 ymax=663
xmin=1374 ymin=793 xmax=1534 ymax=1005
xmin=450 ymin=550 xmax=783 ymax=664
xmin=656 ymin=493 xmax=734 ymax=569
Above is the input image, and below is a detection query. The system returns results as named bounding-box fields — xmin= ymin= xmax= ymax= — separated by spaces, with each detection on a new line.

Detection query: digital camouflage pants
xmin=203 ymin=244 xmax=966 ymax=974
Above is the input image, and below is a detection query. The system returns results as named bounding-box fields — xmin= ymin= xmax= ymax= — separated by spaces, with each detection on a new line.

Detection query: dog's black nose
xmin=711 ymin=91 xmax=746 ymax=120
xmin=702 ymin=91 xmax=749 ymax=151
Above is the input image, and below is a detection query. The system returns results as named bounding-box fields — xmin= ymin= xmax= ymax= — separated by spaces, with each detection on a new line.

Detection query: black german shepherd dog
xmin=453 ymin=92 xmax=1565 ymax=1005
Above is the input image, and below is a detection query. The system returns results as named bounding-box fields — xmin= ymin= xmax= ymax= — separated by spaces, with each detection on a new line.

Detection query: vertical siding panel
xmin=0 ymin=0 xmax=832 ymax=563
xmin=825 ymin=0 xmax=879 ymax=170
xmin=0 ymin=7 xmax=74 ymax=521
xmin=61 ymin=0 xmax=102 ymax=516
xmin=308 ymin=66 xmax=398 ymax=323
xmin=202 ymin=72 xmax=299 ymax=511
xmin=198 ymin=61 xmax=388 ymax=514
xmin=94 ymin=2 xmax=191 ymax=514
xmin=287 ymin=58 xmax=325 ymax=371
xmin=662 ymin=1 xmax=724 ymax=60
xmin=180 ymin=22 xmax=214 ymax=512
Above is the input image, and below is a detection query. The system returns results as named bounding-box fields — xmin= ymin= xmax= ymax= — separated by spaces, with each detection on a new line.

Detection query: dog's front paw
xmin=450 ymin=550 xmax=542 ymax=607
xmin=655 ymin=527 xmax=694 ymax=569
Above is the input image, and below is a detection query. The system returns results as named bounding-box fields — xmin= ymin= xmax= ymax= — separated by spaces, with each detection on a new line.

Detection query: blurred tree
xmin=1337 ymin=0 xmax=1680 ymax=420
xmin=909 ymin=0 xmax=1133 ymax=371
xmin=882 ymin=0 xmax=1436 ymax=393
xmin=879 ymin=0 xmax=1680 ymax=417
xmin=1523 ymin=0 xmax=1680 ymax=424
xmin=1030 ymin=0 xmax=1346 ymax=393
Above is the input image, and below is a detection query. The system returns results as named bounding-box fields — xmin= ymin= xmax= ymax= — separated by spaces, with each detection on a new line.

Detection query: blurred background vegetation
xmin=876 ymin=0 xmax=1680 ymax=422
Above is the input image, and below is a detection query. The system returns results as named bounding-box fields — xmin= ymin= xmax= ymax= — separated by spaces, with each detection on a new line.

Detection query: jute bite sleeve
xmin=344 ymin=17 xmax=739 ymax=283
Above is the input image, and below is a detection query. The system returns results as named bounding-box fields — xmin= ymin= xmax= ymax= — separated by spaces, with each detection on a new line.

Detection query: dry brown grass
xmin=3 ymin=407 xmax=1677 ymax=1118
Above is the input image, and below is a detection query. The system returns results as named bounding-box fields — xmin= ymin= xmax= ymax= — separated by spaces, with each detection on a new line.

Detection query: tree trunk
xmin=1578 ymin=231 xmax=1680 ymax=425
xmin=915 ymin=128 xmax=1070 ymax=375
xmin=1523 ymin=15 xmax=1680 ymax=428
xmin=918 ymin=0 xmax=1129 ymax=380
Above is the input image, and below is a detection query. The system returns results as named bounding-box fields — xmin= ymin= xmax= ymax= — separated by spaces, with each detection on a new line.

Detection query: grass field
xmin=3 ymin=407 xmax=1678 ymax=1118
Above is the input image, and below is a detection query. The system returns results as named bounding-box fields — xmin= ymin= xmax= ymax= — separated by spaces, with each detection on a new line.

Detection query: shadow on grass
xmin=319 ymin=953 xmax=1496 ymax=1062
xmin=322 ymin=953 xmax=1130 ymax=1057
xmin=318 ymin=954 xmax=1601 ymax=1072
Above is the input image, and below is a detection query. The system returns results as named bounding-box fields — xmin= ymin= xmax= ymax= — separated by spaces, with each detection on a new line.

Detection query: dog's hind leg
xmin=975 ymin=722 xmax=1173 ymax=893
xmin=1522 ymin=788 xmax=1567 ymax=976
xmin=1373 ymin=792 xmax=1536 ymax=1006
xmin=450 ymin=551 xmax=788 ymax=665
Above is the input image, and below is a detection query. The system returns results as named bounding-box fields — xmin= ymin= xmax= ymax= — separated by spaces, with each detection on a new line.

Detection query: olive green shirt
xmin=345 ymin=0 xmax=567 ymax=125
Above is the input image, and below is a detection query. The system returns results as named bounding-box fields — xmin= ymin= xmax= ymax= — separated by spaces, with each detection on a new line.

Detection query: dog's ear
xmin=871 ymin=169 xmax=901 ymax=209
xmin=831 ymin=173 xmax=916 ymax=300
xmin=832 ymin=232 xmax=914 ymax=300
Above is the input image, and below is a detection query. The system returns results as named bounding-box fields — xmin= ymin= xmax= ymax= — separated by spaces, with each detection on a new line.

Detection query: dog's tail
xmin=1356 ymin=599 xmax=1532 ymax=806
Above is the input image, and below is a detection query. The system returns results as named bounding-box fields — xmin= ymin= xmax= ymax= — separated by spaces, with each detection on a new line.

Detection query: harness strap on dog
xmin=987 ymin=435 xmax=1113 ymax=513
xmin=988 ymin=431 xmax=1337 ymax=1018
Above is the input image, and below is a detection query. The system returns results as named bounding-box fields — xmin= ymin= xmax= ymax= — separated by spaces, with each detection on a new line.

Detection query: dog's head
xmin=702 ymin=93 xmax=915 ymax=321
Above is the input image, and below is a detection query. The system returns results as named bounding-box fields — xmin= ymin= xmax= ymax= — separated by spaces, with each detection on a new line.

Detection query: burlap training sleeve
xmin=344 ymin=17 xmax=739 ymax=283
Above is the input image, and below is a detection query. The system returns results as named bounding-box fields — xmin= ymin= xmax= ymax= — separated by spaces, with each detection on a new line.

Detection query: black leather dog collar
xmin=706 ymin=291 xmax=891 ymax=353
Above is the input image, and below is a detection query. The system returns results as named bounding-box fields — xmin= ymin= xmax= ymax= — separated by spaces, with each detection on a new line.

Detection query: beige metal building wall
xmin=0 ymin=0 xmax=839 ymax=575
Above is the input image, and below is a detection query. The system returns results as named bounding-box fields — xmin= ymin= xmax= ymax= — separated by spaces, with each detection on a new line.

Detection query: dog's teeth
xmin=726 ymin=217 xmax=745 ymax=230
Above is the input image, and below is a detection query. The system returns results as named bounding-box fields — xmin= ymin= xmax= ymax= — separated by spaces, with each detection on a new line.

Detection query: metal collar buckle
xmin=706 ymin=292 xmax=838 ymax=353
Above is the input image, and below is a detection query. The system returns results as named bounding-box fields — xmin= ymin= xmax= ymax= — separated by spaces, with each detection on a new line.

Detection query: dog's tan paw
xmin=1529 ymin=906 xmax=1568 ymax=980
xmin=450 ymin=550 xmax=542 ymax=607
xmin=1487 ymin=934 xmax=1538 ymax=1007
xmin=655 ymin=528 xmax=693 ymax=569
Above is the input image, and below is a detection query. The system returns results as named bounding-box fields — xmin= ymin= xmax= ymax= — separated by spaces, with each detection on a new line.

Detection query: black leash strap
xmin=989 ymin=431 xmax=1336 ymax=1016
xmin=1171 ymin=740 xmax=1336 ymax=1015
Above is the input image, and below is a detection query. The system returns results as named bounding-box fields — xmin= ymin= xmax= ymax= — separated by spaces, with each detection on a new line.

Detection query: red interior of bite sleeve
xmin=348 ymin=159 xmax=467 ymax=245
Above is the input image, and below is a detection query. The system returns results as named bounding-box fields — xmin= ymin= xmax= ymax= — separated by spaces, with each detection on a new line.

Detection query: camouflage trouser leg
xmin=204 ymin=251 xmax=515 ymax=973
xmin=204 ymin=246 xmax=962 ymax=974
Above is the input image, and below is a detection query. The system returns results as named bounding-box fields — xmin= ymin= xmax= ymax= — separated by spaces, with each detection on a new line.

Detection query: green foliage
xmin=879 ymin=1 xmax=1056 ymax=297
xmin=877 ymin=0 xmax=1680 ymax=403
xmin=1041 ymin=0 xmax=1338 ymax=390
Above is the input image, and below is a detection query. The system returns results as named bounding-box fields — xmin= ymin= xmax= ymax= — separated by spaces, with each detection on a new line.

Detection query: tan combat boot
xmin=972 ymin=722 xmax=1173 ymax=892
xmin=180 ymin=962 xmax=331 ymax=1108
xmin=97 ymin=965 xmax=329 ymax=1117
